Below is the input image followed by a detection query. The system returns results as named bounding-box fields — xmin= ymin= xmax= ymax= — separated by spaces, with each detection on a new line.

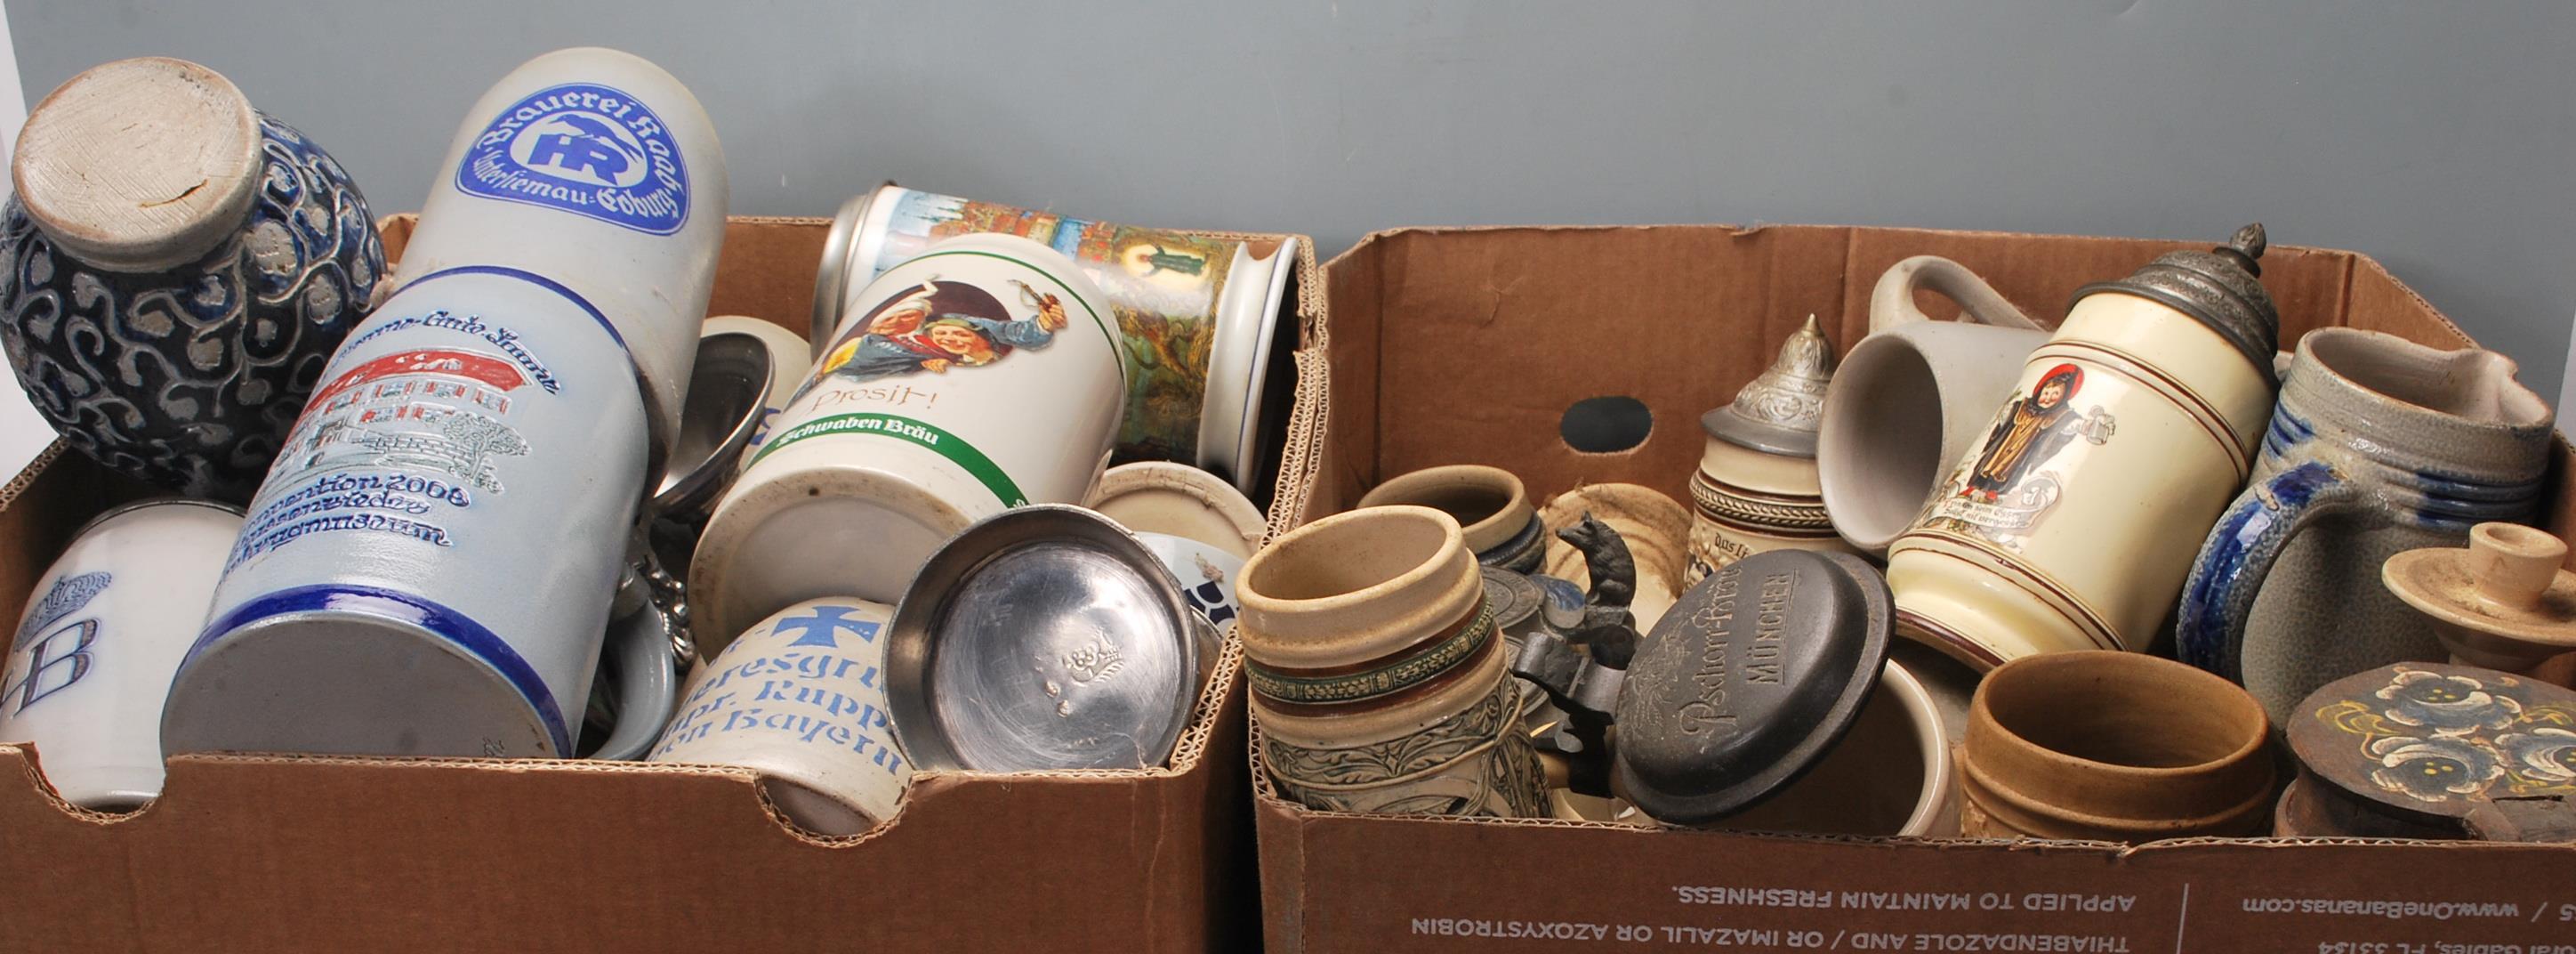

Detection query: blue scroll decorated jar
xmin=0 ymin=57 xmax=382 ymax=501
xmin=2177 ymin=327 xmax=2554 ymax=725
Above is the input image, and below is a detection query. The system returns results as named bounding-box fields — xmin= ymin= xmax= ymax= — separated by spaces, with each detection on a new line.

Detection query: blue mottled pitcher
xmin=2177 ymin=327 xmax=2553 ymax=724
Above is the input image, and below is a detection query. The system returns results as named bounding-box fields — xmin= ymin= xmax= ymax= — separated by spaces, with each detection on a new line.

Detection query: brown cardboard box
xmin=1256 ymin=224 xmax=2576 ymax=953
xmin=0 ymin=214 xmax=1319 ymax=951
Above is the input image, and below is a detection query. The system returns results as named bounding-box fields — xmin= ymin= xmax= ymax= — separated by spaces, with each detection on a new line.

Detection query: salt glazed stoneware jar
xmin=2177 ymin=327 xmax=2553 ymax=725
xmin=1887 ymin=225 xmax=2281 ymax=669
xmin=1686 ymin=315 xmax=1856 ymax=584
xmin=1243 ymin=505 xmax=1546 ymax=817
xmin=163 ymin=49 xmax=724 ymax=761
xmin=0 ymin=57 xmax=384 ymax=501
xmin=1356 ymin=465 xmax=1546 ymax=574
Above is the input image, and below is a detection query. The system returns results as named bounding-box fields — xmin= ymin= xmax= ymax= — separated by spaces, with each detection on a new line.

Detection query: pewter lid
xmin=885 ymin=505 xmax=1210 ymax=772
xmin=1611 ymin=548 xmax=1892 ymax=825
xmin=1481 ymin=566 xmax=1544 ymax=638
xmin=651 ymin=331 xmax=772 ymax=519
xmin=809 ymin=182 xmax=896 ymax=356
xmin=2072 ymin=223 xmax=2279 ymax=383
xmin=1703 ymin=315 xmax=1835 ymax=457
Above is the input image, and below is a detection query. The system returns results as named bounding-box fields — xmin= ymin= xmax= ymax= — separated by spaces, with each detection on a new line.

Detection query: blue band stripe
xmin=189 ymin=584 xmax=573 ymax=756
xmin=398 ymin=264 xmax=632 ymax=353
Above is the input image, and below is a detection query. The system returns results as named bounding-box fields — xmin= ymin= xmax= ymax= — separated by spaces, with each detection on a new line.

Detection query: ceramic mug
xmin=1712 ymin=659 xmax=1957 ymax=837
xmin=2177 ymin=327 xmax=2553 ymax=724
xmin=649 ymin=596 xmax=906 ymax=835
xmin=690 ymin=233 xmax=1126 ymax=645
xmin=390 ymin=46 xmax=729 ymax=479
xmin=700 ymin=315 xmax=811 ymax=466
xmin=818 ymin=183 xmax=1299 ymax=489
xmin=1356 ymin=465 xmax=1544 ymax=573
xmin=0 ymin=500 xmax=240 ymax=809
xmin=0 ymin=57 xmax=383 ymax=501
xmin=1085 ymin=460 xmax=1269 ymax=562
xmin=1136 ymin=531 xmax=1246 ymax=632
xmin=1958 ymin=651 xmax=2274 ymax=841
xmin=1243 ymin=505 xmax=1547 ymax=818
xmin=1816 ymin=255 xmax=2046 ymax=554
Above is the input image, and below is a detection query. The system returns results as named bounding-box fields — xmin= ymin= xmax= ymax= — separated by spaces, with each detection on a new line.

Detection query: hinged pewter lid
xmin=1703 ymin=315 xmax=1835 ymax=457
xmin=2072 ymin=222 xmax=2279 ymax=384
xmin=885 ymin=505 xmax=1212 ymax=772
xmin=1611 ymin=548 xmax=1891 ymax=825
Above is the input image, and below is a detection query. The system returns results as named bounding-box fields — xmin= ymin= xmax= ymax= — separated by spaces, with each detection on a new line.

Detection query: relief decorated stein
xmin=0 ymin=499 xmax=240 ymax=809
xmin=1242 ymin=505 xmax=1546 ymax=817
xmin=1887 ymin=225 xmax=2281 ymax=669
xmin=2177 ymin=327 xmax=2552 ymax=724
xmin=162 ymin=49 xmax=725 ymax=759
xmin=690 ymin=233 xmax=1125 ymax=645
xmin=818 ymin=183 xmax=1299 ymax=490
xmin=0 ymin=57 xmax=383 ymax=501
xmin=1686 ymin=315 xmax=1856 ymax=584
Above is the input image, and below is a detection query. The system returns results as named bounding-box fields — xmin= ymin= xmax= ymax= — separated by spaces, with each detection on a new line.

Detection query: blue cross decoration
xmin=773 ymin=605 xmax=879 ymax=649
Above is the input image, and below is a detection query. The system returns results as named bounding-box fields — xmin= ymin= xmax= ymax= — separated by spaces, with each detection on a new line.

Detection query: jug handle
xmin=1868 ymin=255 xmax=2043 ymax=335
xmin=2173 ymin=460 xmax=2368 ymax=678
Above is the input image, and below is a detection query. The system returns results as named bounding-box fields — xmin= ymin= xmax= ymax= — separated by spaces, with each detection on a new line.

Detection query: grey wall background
xmin=12 ymin=1 xmax=2572 ymax=394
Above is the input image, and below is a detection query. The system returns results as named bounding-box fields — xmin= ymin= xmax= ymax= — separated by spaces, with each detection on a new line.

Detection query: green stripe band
xmin=748 ymin=412 xmax=1027 ymax=506
xmin=1247 ymin=601 xmax=1495 ymax=705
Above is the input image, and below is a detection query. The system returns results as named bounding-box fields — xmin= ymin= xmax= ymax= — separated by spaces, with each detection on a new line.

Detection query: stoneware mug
xmin=0 ymin=57 xmax=384 ymax=501
xmin=1958 ymin=651 xmax=2274 ymax=841
xmin=0 ymin=499 xmax=240 ymax=809
xmin=1815 ymin=255 xmax=2046 ymax=554
xmin=689 ymin=232 xmax=1126 ymax=643
xmin=1711 ymin=659 xmax=1958 ymax=837
xmin=649 ymin=596 xmax=906 ymax=835
xmin=2177 ymin=327 xmax=2554 ymax=725
xmin=1356 ymin=465 xmax=1545 ymax=574
xmin=1243 ymin=505 xmax=1547 ymax=818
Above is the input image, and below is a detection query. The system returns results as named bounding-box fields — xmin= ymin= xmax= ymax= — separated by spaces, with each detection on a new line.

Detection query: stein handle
xmin=1868 ymin=255 xmax=2043 ymax=335
xmin=2173 ymin=460 xmax=2369 ymax=677
xmin=585 ymin=594 xmax=685 ymax=762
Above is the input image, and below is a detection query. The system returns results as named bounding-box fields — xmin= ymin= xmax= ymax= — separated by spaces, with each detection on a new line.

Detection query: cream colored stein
xmin=1886 ymin=225 xmax=2281 ymax=669
xmin=1686 ymin=315 xmax=1858 ymax=584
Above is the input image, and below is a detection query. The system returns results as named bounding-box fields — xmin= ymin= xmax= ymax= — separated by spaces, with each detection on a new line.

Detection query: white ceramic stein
xmin=650 ymin=596 xmax=905 ymax=835
xmin=0 ymin=500 xmax=239 ymax=809
xmin=689 ymin=233 xmax=1126 ymax=646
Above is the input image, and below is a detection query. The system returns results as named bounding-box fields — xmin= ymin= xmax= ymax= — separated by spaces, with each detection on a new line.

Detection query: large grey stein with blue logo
xmin=2176 ymin=327 xmax=2554 ymax=726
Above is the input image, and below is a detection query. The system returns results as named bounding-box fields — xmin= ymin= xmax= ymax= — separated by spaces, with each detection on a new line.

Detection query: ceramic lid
xmin=1611 ymin=548 xmax=1892 ymax=825
xmin=2073 ymin=222 xmax=2279 ymax=383
xmin=1703 ymin=315 xmax=1836 ymax=457
xmin=13 ymin=57 xmax=265 ymax=272
xmin=884 ymin=505 xmax=1211 ymax=772
xmin=2286 ymin=662 xmax=2576 ymax=840
xmin=2385 ymin=522 xmax=2576 ymax=656
xmin=1481 ymin=566 xmax=1544 ymax=640
xmin=1533 ymin=574 xmax=1588 ymax=633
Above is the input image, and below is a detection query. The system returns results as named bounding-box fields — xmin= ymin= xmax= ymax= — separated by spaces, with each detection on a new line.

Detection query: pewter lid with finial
xmin=2073 ymin=222 xmax=2281 ymax=384
xmin=1702 ymin=314 xmax=1836 ymax=457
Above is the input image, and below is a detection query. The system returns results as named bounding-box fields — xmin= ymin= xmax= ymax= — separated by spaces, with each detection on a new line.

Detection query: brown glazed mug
xmin=1958 ymin=651 xmax=2274 ymax=841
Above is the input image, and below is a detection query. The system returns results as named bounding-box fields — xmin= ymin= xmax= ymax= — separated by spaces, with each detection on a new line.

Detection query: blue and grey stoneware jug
xmin=0 ymin=57 xmax=382 ymax=501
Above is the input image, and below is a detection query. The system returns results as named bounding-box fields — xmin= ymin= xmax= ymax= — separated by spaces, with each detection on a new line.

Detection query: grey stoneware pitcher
xmin=2175 ymin=327 xmax=2554 ymax=725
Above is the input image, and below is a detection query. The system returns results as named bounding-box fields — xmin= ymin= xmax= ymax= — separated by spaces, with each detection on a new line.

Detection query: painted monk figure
xmin=1961 ymin=363 xmax=2113 ymax=503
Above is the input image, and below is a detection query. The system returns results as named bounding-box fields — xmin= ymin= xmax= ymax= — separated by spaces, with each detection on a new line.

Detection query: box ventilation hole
xmin=1560 ymin=397 xmax=1652 ymax=454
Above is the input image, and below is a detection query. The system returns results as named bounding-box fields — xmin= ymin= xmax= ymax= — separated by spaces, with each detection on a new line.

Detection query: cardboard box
xmin=1256 ymin=223 xmax=2576 ymax=953
xmin=0 ymin=214 xmax=1320 ymax=951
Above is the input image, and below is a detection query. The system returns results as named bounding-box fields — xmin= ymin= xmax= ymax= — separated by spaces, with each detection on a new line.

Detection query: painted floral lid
xmin=2286 ymin=662 xmax=2576 ymax=841
xmin=1702 ymin=315 xmax=1836 ymax=458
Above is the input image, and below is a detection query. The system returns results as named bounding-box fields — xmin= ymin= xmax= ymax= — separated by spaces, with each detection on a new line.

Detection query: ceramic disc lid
xmin=1481 ymin=566 xmax=1544 ymax=638
xmin=1612 ymin=548 xmax=1891 ymax=825
xmin=886 ymin=505 xmax=1210 ymax=772
xmin=2286 ymin=662 xmax=2576 ymax=833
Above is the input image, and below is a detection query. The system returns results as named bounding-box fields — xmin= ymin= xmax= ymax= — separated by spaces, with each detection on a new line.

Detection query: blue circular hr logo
xmin=455 ymin=83 xmax=688 ymax=234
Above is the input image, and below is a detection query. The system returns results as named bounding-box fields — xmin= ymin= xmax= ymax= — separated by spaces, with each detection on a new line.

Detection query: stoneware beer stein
xmin=649 ymin=596 xmax=906 ymax=835
xmin=1888 ymin=225 xmax=2281 ymax=669
xmin=1085 ymin=460 xmax=1268 ymax=562
xmin=1356 ymin=465 xmax=1545 ymax=574
xmin=0 ymin=57 xmax=383 ymax=501
xmin=164 ymin=264 xmax=674 ymax=758
xmin=701 ymin=315 xmax=810 ymax=465
xmin=2177 ymin=327 xmax=2552 ymax=724
xmin=1959 ymin=651 xmax=2275 ymax=841
xmin=1243 ymin=505 xmax=1546 ymax=817
xmin=1817 ymin=255 xmax=2047 ymax=554
xmin=1686 ymin=315 xmax=1856 ymax=584
xmin=2284 ymin=663 xmax=2576 ymax=843
xmin=2385 ymin=523 xmax=2576 ymax=675
xmin=818 ymin=183 xmax=1299 ymax=489
xmin=690 ymin=233 xmax=1125 ymax=643
xmin=0 ymin=499 xmax=240 ymax=809
xmin=885 ymin=505 xmax=1214 ymax=772
xmin=390 ymin=47 xmax=728 ymax=481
